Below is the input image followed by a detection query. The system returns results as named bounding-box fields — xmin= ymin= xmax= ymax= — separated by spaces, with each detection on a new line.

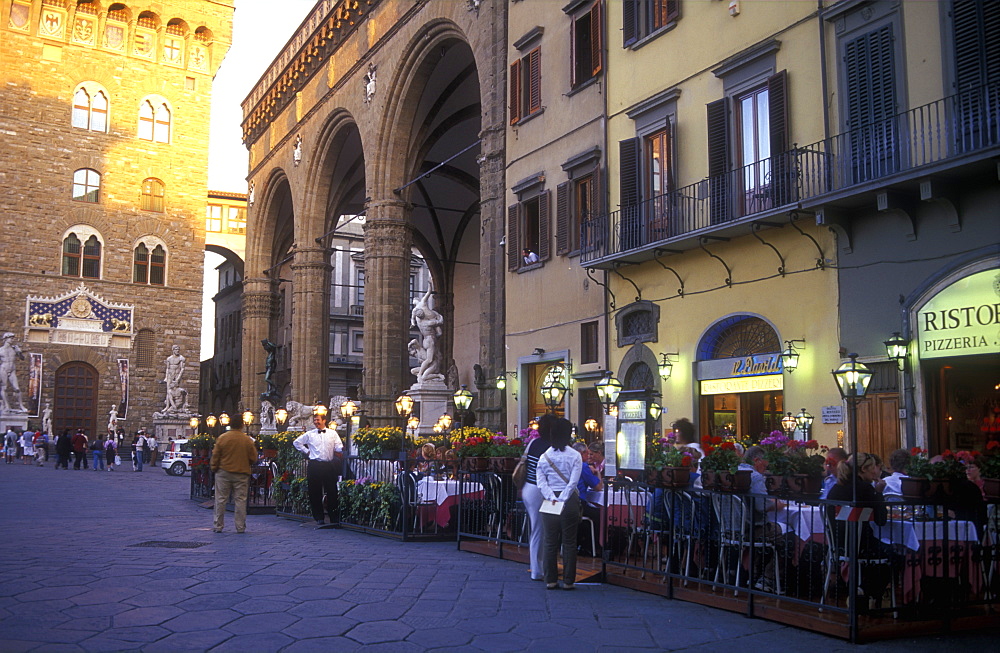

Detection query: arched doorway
xmin=697 ymin=315 xmax=783 ymax=441
xmin=53 ymin=362 xmax=98 ymax=438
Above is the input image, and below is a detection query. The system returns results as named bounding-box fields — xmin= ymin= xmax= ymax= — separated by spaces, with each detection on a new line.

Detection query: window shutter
xmin=951 ymin=0 xmax=1000 ymax=90
xmin=844 ymin=25 xmax=895 ymax=130
xmin=623 ymin=0 xmax=637 ymax=47
xmin=590 ymin=162 xmax=602 ymax=221
xmin=538 ymin=189 xmax=551 ymax=261
xmin=527 ymin=48 xmax=542 ymax=114
xmin=509 ymin=59 xmax=521 ymax=124
xmin=665 ymin=115 xmax=675 ymax=192
xmin=707 ymin=98 xmax=731 ymax=224
xmin=590 ymin=1 xmax=603 ymax=76
xmin=507 ymin=204 xmax=520 ymax=271
xmin=666 ymin=0 xmax=680 ymax=24
xmin=767 ymin=70 xmax=788 ymax=155
xmin=619 ymin=137 xmax=641 ymax=250
xmin=556 ymin=182 xmax=570 ymax=256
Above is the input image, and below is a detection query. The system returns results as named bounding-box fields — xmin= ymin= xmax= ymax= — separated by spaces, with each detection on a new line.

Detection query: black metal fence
xmin=189 ymin=451 xmax=276 ymax=514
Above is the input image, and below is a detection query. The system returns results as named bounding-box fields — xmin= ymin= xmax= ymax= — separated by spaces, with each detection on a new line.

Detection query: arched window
xmin=71 ymin=86 xmax=108 ymax=132
xmin=140 ymin=178 xmax=165 ymax=212
xmin=62 ymin=225 xmax=103 ymax=279
xmin=72 ymin=168 xmax=101 ymax=203
xmin=138 ymin=99 xmax=171 ymax=143
xmin=133 ymin=237 xmax=167 ymax=285
xmin=135 ymin=328 xmax=155 ymax=367
xmin=82 ymin=235 xmax=101 ymax=278
xmin=62 ymin=233 xmax=81 ymax=276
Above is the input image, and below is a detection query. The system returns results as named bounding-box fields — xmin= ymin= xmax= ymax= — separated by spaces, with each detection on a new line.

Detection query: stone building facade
xmin=0 ymin=0 xmax=233 ymax=440
xmin=240 ymin=0 xmax=508 ymax=428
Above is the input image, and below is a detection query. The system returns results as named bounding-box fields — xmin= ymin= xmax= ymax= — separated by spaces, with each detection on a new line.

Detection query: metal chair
xmin=712 ymin=493 xmax=782 ymax=595
xmin=395 ymin=471 xmax=437 ymax=534
xmin=820 ymin=509 xmax=897 ymax=612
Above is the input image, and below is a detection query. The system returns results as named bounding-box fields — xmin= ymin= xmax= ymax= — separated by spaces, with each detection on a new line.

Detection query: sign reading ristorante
xmin=917 ymin=268 xmax=1000 ymax=359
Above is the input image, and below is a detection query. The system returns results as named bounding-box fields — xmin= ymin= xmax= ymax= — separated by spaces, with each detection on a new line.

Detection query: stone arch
xmin=300 ymin=109 xmax=366 ymax=241
xmin=696 ymin=314 xmax=782 ymax=361
xmin=617 ymin=343 xmax=661 ymax=395
xmin=247 ymin=167 xmax=294 ymax=278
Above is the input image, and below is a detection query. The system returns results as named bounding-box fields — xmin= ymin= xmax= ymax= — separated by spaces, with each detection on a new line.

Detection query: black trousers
xmin=73 ymin=450 xmax=88 ymax=469
xmin=307 ymin=459 xmax=341 ymax=523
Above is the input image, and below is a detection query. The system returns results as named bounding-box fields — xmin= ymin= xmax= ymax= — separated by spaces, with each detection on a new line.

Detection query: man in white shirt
xmin=881 ymin=448 xmax=911 ymax=500
xmin=293 ymin=411 xmax=344 ymax=527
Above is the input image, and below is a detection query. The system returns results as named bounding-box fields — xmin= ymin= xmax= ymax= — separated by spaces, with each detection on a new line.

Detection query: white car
xmin=161 ymin=439 xmax=193 ymax=476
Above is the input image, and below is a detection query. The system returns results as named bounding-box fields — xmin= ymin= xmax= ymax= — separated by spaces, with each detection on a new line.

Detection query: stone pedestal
xmin=153 ymin=418 xmax=193 ymax=449
xmin=1 ymin=410 xmax=29 ymax=434
xmin=407 ymin=381 xmax=454 ymax=437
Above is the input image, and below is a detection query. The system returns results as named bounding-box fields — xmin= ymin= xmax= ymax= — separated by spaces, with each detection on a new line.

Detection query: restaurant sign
xmin=917 ymin=268 xmax=1000 ymax=360
xmin=700 ymin=374 xmax=783 ymax=395
xmin=697 ymin=353 xmax=783 ymax=381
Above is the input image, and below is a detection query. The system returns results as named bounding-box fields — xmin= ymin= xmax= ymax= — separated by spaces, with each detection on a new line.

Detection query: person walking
xmin=292 ymin=410 xmax=344 ymax=527
xmin=55 ymin=429 xmax=72 ymax=469
xmin=131 ymin=433 xmax=144 ymax=471
xmin=146 ymin=432 xmax=158 ymax=466
xmin=4 ymin=428 xmax=16 ymax=464
xmin=32 ymin=431 xmax=45 ymax=466
xmin=210 ymin=412 xmax=258 ymax=534
xmin=535 ymin=418 xmax=583 ymax=590
xmin=104 ymin=433 xmax=116 ymax=471
xmin=72 ymin=429 xmax=89 ymax=469
xmin=522 ymin=413 xmax=557 ymax=581
xmin=90 ymin=434 xmax=105 ymax=471
xmin=19 ymin=430 xmax=34 ymax=465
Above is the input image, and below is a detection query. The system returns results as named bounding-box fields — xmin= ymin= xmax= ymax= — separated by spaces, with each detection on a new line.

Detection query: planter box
xmin=462 ymin=457 xmax=489 ymax=472
xmin=984 ymin=477 xmax=1000 ymax=500
xmin=702 ymin=469 xmax=751 ymax=493
xmin=490 ymin=457 xmax=518 ymax=473
xmin=645 ymin=466 xmax=691 ymax=488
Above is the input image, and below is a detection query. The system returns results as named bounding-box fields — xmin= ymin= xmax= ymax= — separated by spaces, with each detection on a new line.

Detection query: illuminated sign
xmin=700 ymin=374 xmax=784 ymax=395
xmin=697 ymin=354 xmax=783 ymax=381
xmin=917 ymin=269 xmax=1000 ymax=359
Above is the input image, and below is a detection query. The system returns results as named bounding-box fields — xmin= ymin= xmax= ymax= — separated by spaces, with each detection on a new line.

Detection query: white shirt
xmin=882 ymin=471 xmax=906 ymax=498
xmin=293 ymin=428 xmax=343 ymax=462
xmin=536 ymin=446 xmax=582 ymax=503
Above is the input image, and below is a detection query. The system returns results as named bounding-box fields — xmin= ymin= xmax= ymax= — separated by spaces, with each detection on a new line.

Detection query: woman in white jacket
xmin=535 ymin=418 xmax=582 ymax=590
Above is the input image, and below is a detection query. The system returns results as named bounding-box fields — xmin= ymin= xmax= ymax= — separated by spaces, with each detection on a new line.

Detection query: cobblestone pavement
xmin=0 ymin=463 xmax=994 ymax=652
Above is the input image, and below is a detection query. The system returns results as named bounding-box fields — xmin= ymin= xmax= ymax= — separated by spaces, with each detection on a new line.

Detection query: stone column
xmin=241 ymin=276 xmax=276 ymax=413
xmin=361 ymin=199 xmax=412 ymax=424
xmin=290 ymin=246 xmax=331 ymax=405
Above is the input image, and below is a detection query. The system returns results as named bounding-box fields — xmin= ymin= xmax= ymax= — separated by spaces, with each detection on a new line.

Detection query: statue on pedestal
xmin=409 ymin=283 xmax=445 ymax=384
xmin=0 ymin=332 xmax=27 ymax=413
xmin=42 ymin=403 xmax=53 ymax=434
xmin=260 ymin=399 xmax=276 ymax=432
xmin=153 ymin=344 xmax=190 ymax=418
xmin=259 ymin=339 xmax=281 ymax=405
xmin=108 ymin=405 xmax=119 ymax=433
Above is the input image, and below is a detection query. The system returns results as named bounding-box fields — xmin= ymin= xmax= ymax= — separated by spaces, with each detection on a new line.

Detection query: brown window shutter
xmin=666 ymin=0 xmax=680 ymax=24
xmin=623 ymin=0 xmax=637 ymax=47
xmin=590 ymin=2 xmax=603 ymax=76
xmin=706 ymin=99 xmax=729 ymax=177
xmin=767 ymin=69 xmax=788 ymax=155
xmin=537 ymin=189 xmax=551 ymax=261
xmin=528 ymin=48 xmax=542 ymax=114
xmin=619 ymin=137 xmax=641 ymax=208
xmin=509 ymin=59 xmax=521 ymax=124
xmin=555 ymin=182 xmax=570 ymax=256
xmin=507 ymin=203 xmax=520 ymax=271
xmin=590 ymin=162 xmax=602 ymax=219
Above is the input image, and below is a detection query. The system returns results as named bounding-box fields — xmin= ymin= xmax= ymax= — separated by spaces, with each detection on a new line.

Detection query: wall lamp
xmin=658 ymin=352 xmax=678 ymax=380
xmin=780 ymin=339 xmax=805 ymax=373
xmin=883 ymin=332 xmax=909 ymax=371
xmin=496 ymin=371 xmax=517 ymax=400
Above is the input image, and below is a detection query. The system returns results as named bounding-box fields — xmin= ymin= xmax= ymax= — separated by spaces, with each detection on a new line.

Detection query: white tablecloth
xmin=777 ymin=504 xmax=825 ymax=542
xmin=872 ymin=519 xmax=978 ymax=552
xmin=416 ymin=478 xmax=483 ymax=505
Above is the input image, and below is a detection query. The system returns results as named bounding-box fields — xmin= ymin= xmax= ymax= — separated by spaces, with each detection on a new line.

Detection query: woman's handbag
xmin=512 ymin=454 xmax=528 ymax=490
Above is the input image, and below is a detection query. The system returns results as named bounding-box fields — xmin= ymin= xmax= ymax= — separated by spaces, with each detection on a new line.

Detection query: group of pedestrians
xmin=4 ymin=426 xmax=159 ymax=472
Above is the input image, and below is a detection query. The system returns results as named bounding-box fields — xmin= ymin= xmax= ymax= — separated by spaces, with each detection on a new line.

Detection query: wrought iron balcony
xmin=582 ymin=84 xmax=1000 ymax=266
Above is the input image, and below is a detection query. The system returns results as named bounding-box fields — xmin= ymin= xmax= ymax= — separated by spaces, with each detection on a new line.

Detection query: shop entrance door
xmin=701 ymin=391 xmax=784 ymax=441
xmin=855 ymin=393 xmax=899 ymax=462
xmin=53 ymin=362 xmax=98 ymax=438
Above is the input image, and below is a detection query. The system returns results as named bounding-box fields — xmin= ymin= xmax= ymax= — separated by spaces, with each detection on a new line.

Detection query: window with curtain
xmin=140 ymin=178 xmax=165 ymax=212
xmin=133 ymin=240 xmax=166 ymax=285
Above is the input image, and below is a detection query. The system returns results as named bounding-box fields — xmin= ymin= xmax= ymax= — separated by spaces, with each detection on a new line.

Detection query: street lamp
xmin=649 ymin=402 xmax=662 ymax=422
xmin=242 ymin=410 xmax=254 ymax=435
xmin=340 ymin=399 xmax=358 ymax=478
xmin=584 ymin=417 xmax=599 ymax=441
xmin=658 ymin=353 xmax=677 ymax=381
xmin=206 ymin=414 xmax=218 ymax=436
xmin=794 ymin=408 xmax=814 ymax=439
xmin=453 ymin=384 xmax=474 ymax=443
xmin=274 ymin=408 xmax=288 ymax=430
xmin=781 ymin=412 xmax=797 ymax=437
xmin=395 ymin=394 xmax=413 ymax=456
xmin=540 ymin=376 xmax=567 ymax=413
xmin=219 ymin=413 xmax=230 ymax=431
xmin=884 ymin=332 xmax=909 ymax=371
xmin=407 ymin=414 xmax=419 ymax=437
xmin=313 ymin=403 xmax=329 ymax=418
xmin=189 ymin=416 xmax=199 ymax=437
xmin=439 ymin=413 xmax=453 ymax=431
xmin=595 ymin=371 xmax=623 ymax=414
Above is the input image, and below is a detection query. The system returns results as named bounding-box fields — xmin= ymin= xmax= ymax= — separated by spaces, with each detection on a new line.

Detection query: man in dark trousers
xmin=293 ymin=409 xmax=344 ymax=527
xmin=71 ymin=429 xmax=89 ymax=469
xmin=210 ymin=412 xmax=258 ymax=534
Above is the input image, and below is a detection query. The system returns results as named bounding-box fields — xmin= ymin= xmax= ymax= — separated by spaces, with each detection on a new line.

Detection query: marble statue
xmin=284 ymin=400 xmax=316 ymax=431
xmin=0 ymin=332 xmax=27 ymax=413
xmin=153 ymin=344 xmax=190 ymax=418
xmin=259 ymin=339 xmax=280 ymax=405
xmin=410 ymin=282 xmax=445 ymax=383
xmin=42 ymin=403 xmax=53 ymax=434
xmin=260 ymin=399 xmax=276 ymax=432
xmin=108 ymin=405 xmax=119 ymax=433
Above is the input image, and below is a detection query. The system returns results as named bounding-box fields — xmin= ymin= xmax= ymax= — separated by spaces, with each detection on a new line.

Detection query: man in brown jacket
xmin=210 ymin=413 xmax=258 ymax=534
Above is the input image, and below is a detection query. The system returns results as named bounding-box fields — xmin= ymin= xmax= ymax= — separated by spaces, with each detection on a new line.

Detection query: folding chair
xmin=821 ymin=508 xmax=897 ymax=612
xmin=712 ymin=493 xmax=782 ymax=595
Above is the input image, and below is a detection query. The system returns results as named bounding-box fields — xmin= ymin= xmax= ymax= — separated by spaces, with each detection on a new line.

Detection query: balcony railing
xmin=582 ymin=84 xmax=1000 ymax=265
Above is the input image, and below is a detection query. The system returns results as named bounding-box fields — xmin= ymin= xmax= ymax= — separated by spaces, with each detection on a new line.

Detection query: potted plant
xmin=787 ymin=439 xmax=825 ymax=496
xmin=903 ymin=448 xmax=968 ymax=500
xmin=645 ymin=435 xmax=694 ymax=488
xmin=759 ymin=432 xmax=795 ymax=495
xmin=699 ymin=436 xmax=749 ymax=492
xmin=188 ymin=433 xmax=215 ymax=457
xmin=486 ymin=433 xmax=524 ymax=473
xmin=978 ymin=440 xmax=1000 ymax=499
xmin=453 ymin=434 xmax=494 ymax=471
xmin=353 ymin=426 xmax=406 ymax=460
xmin=256 ymin=431 xmax=279 ymax=458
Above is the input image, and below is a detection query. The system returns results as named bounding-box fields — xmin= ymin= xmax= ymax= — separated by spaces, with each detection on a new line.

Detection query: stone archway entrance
xmin=53 ymin=362 xmax=98 ymax=438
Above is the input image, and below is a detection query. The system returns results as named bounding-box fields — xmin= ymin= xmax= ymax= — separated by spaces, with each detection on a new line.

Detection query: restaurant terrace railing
xmin=582 ymin=83 xmax=1000 ymax=265
xmin=598 ymin=478 xmax=998 ymax=643
xmin=189 ymin=453 xmax=276 ymax=515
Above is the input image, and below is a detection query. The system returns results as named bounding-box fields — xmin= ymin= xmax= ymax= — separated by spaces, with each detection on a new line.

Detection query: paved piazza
xmin=0 ymin=464 xmax=994 ymax=651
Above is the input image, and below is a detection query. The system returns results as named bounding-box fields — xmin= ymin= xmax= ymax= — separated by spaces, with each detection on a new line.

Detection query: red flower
xmin=704 ymin=445 xmax=715 ymax=455
xmin=711 ymin=436 xmax=724 ymax=445
xmin=987 ymin=440 xmax=1000 ymax=451
xmin=942 ymin=449 xmax=954 ymax=459
xmin=720 ymin=442 xmax=736 ymax=451
xmin=804 ymin=440 xmax=819 ymax=450
xmin=910 ymin=447 xmax=924 ymax=456
xmin=681 ymin=455 xmax=692 ymax=467
xmin=701 ymin=436 xmax=712 ymax=445
xmin=510 ymin=438 xmax=523 ymax=446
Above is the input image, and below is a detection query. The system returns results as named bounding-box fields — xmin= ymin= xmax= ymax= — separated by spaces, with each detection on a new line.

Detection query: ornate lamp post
xmin=189 ymin=416 xmax=199 ymax=438
xmin=407 ymin=414 xmax=420 ymax=437
xmin=594 ymin=371 xmax=622 ymax=414
xmin=540 ymin=376 xmax=567 ymax=414
xmin=206 ymin=414 xmax=218 ymax=437
xmin=584 ymin=417 xmax=599 ymax=443
xmin=439 ymin=413 xmax=453 ymax=431
xmin=794 ymin=408 xmax=814 ymax=440
xmin=780 ymin=412 xmax=797 ymax=437
xmin=274 ymin=408 xmax=288 ymax=431
xmin=219 ymin=413 xmax=231 ymax=433
xmin=242 ymin=410 xmax=255 ymax=438
xmin=883 ymin=332 xmax=909 ymax=371
xmin=649 ymin=401 xmax=662 ymax=422
xmin=395 ymin=394 xmax=413 ymax=456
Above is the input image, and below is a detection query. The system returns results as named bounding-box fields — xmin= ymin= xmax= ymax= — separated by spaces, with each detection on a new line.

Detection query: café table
xmin=416 ymin=477 xmax=484 ymax=529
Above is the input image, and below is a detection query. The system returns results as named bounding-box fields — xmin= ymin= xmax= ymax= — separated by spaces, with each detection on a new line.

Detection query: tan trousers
xmin=213 ymin=469 xmax=250 ymax=532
